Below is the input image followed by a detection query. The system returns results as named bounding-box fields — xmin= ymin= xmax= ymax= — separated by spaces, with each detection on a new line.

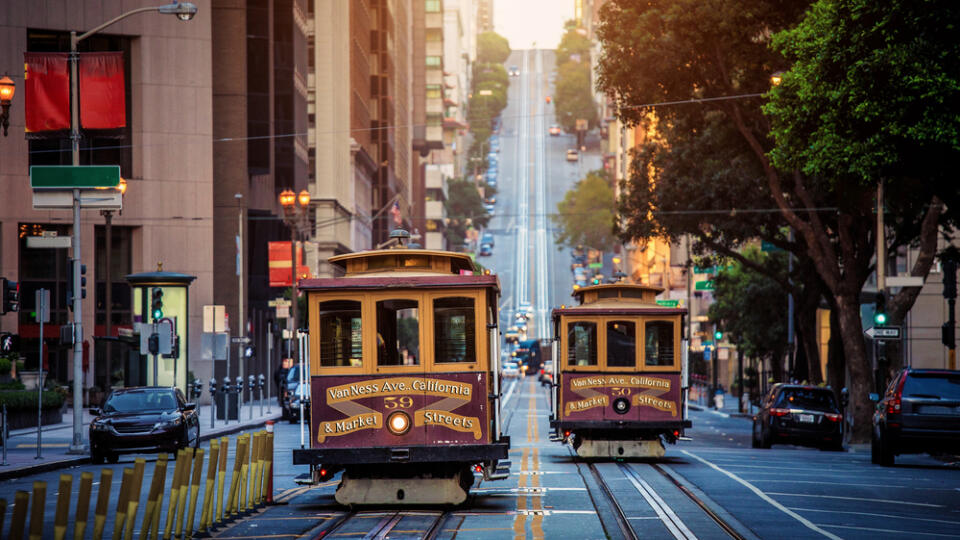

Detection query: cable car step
xmin=294 ymin=473 xmax=314 ymax=485
xmin=485 ymin=459 xmax=511 ymax=481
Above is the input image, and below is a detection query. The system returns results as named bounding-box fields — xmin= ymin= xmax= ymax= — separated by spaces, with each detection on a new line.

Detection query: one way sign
xmin=865 ymin=326 xmax=901 ymax=340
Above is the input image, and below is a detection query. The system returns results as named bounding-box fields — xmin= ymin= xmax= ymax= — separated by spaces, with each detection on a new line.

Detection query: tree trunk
xmin=835 ymin=293 xmax=872 ymax=442
xmin=827 ymin=308 xmax=845 ymax=398
xmin=796 ymin=299 xmax=823 ymax=384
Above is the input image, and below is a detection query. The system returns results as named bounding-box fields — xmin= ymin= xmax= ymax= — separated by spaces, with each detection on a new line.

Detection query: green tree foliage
xmin=477 ymin=31 xmax=511 ymax=64
xmin=554 ymin=27 xmax=598 ymax=133
xmin=552 ymin=170 xmax=618 ymax=252
xmin=444 ymin=178 xmax=490 ymax=248
xmin=708 ymin=247 xmax=788 ymax=381
xmin=556 ymin=25 xmax=591 ymax=65
xmin=596 ymin=0 xmax=955 ymax=441
xmin=473 ymin=63 xmax=508 ymax=89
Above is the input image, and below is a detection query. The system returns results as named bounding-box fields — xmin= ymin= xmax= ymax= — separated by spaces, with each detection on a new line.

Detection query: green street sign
xmin=656 ymin=299 xmax=680 ymax=307
xmin=761 ymin=240 xmax=784 ymax=253
xmin=588 ymin=262 xmax=603 ymax=269
xmin=693 ymin=265 xmax=716 ymax=274
xmin=695 ymin=280 xmax=715 ymax=291
xmin=30 ymin=165 xmax=120 ymax=189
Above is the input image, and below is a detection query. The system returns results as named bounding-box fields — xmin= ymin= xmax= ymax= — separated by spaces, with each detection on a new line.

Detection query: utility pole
xmin=943 ymin=257 xmax=957 ymax=370
xmin=236 ymin=193 xmax=244 ymax=394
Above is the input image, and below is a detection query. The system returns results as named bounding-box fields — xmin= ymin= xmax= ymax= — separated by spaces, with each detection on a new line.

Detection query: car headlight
xmin=155 ymin=417 xmax=183 ymax=429
xmin=92 ymin=421 xmax=110 ymax=432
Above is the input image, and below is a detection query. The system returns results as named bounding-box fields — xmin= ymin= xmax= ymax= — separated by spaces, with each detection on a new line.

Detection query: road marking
xmin=622 ymin=464 xmax=697 ymax=540
xmin=743 ymin=478 xmax=921 ymax=489
xmin=766 ymin=492 xmax=943 ymax=508
xmin=790 ymin=507 xmax=960 ymax=526
xmin=682 ymin=450 xmax=843 ymax=540
xmin=819 ymin=524 xmax=960 ymax=537
xmin=15 ymin=443 xmax=70 ymax=448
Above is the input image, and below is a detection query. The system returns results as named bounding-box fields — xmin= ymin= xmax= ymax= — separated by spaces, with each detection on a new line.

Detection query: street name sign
xmin=588 ymin=262 xmax=603 ymax=269
xmin=865 ymin=326 xmax=901 ymax=340
xmin=231 ymin=336 xmax=251 ymax=344
xmin=268 ymin=298 xmax=292 ymax=307
xmin=30 ymin=165 xmax=120 ymax=189
xmin=26 ymin=236 xmax=72 ymax=249
xmin=695 ymin=280 xmax=715 ymax=291
xmin=656 ymin=299 xmax=680 ymax=307
xmin=885 ymin=276 xmax=924 ymax=288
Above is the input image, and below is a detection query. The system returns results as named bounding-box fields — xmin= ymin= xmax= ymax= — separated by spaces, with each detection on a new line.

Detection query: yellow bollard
xmin=28 ymin=481 xmax=47 ymax=540
xmin=163 ymin=450 xmax=187 ymax=540
xmin=174 ymin=448 xmax=194 ymax=538
xmin=92 ymin=469 xmax=114 ymax=540
xmin=256 ymin=431 xmax=266 ymax=506
xmin=53 ymin=474 xmax=73 ymax=540
xmin=252 ymin=432 xmax=263 ymax=507
xmin=238 ymin=435 xmax=249 ymax=514
xmin=199 ymin=440 xmax=219 ymax=532
xmin=226 ymin=436 xmax=244 ymax=518
xmin=247 ymin=432 xmax=257 ymax=509
xmin=124 ymin=458 xmax=146 ymax=540
xmin=10 ymin=490 xmax=30 ymax=540
xmin=148 ymin=456 xmax=168 ymax=540
xmin=184 ymin=447 xmax=205 ymax=538
xmin=74 ymin=472 xmax=93 ymax=540
xmin=139 ymin=455 xmax=167 ymax=540
xmin=215 ymin=437 xmax=229 ymax=525
xmin=112 ymin=467 xmax=133 ymax=540
xmin=265 ymin=432 xmax=274 ymax=504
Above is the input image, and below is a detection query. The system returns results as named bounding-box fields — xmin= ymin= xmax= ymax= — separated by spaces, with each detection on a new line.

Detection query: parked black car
xmin=89 ymin=387 xmax=200 ymax=463
xmin=752 ymin=384 xmax=843 ymax=451
xmin=871 ymin=368 xmax=960 ymax=466
xmin=282 ymin=364 xmax=308 ymax=419
xmin=287 ymin=381 xmax=311 ymax=424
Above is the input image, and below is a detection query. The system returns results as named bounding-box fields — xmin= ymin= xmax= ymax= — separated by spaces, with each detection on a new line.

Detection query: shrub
xmin=0 ymin=389 xmax=65 ymax=412
xmin=0 ymin=356 xmax=11 ymax=374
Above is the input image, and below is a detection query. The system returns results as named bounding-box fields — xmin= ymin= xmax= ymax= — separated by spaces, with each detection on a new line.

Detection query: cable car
xmin=549 ymin=283 xmax=691 ymax=458
xmin=292 ymin=231 xmax=510 ymax=505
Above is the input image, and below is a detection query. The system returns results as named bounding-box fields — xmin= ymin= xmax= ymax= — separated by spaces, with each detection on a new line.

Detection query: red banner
xmin=79 ymin=52 xmax=126 ymax=129
xmin=24 ymin=53 xmax=70 ymax=132
xmin=269 ymin=241 xmax=312 ymax=287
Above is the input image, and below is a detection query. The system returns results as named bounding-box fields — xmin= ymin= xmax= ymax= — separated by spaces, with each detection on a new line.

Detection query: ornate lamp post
xmin=279 ymin=189 xmax=310 ymax=366
xmin=0 ymin=75 xmax=15 ymax=136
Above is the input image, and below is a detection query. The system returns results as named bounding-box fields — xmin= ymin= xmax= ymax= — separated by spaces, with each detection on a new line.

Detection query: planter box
xmin=4 ymin=407 xmax=63 ymax=430
xmin=19 ymin=370 xmax=46 ymax=390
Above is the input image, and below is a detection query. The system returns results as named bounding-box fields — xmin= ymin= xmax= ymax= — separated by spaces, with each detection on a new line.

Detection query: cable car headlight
xmin=387 ymin=411 xmax=411 ymax=436
xmin=613 ymin=397 xmax=630 ymax=415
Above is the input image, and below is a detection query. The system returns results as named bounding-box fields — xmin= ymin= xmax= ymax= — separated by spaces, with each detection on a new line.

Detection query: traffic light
xmin=943 ymin=259 xmax=957 ymax=299
xmin=66 ymin=260 xmax=87 ymax=310
xmin=148 ymin=333 xmax=160 ymax=355
xmin=591 ymin=278 xmax=600 ymax=285
xmin=714 ymin=329 xmax=723 ymax=340
xmin=874 ymin=293 xmax=887 ymax=325
xmin=1 ymin=278 xmax=19 ymax=314
xmin=942 ymin=322 xmax=955 ymax=348
xmin=151 ymin=287 xmax=164 ymax=321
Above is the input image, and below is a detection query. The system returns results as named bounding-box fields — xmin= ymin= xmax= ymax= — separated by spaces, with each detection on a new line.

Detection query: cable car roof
xmin=553 ymin=283 xmax=686 ymax=316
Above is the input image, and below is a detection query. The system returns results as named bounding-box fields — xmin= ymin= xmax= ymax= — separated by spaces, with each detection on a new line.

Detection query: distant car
xmin=539 ymin=361 xmax=554 ymax=386
xmin=509 ymin=66 xmax=520 ymax=77
xmin=89 ymin=387 xmax=200 ymax=464
xmin=549 ymin=125 xmax=562 ymax=136
xmin=287 ymin=381 xmax=311 ymax=424
xmin=484 ymin=196 xmax=497 ymax=205
xmin=872 ymin=368 xmax=960 ymax=466
xmin=566 ymin=149 xmax=579 ymax=162
xmin=752 ymin=384 xmax=843 ymax=451
xmin=502 ymin=362 xmax=521 ymax=379
xmin=484 ymin=203 xmax=495 ymax=214
xmin=282 ymin=364 xmax=308 ymax=419
xmin=481 ymin=232 xmax=494 ymax=247
xmin=479 ymin=243 xmax=493 ymax=256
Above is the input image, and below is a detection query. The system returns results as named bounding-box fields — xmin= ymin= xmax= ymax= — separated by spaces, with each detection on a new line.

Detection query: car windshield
xmin=774 ymin=388 xmax=837 ymax=412
xmin=903 ymin=373 xmax=960 ymax=400
xmin=286 ymin=365 xmax=306 ymax=383
xmin=103 ymin=390 xmax=178 ymax=413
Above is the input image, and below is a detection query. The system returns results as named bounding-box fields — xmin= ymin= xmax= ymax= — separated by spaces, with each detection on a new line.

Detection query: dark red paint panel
xmin=558 ymin=371 xmax=682 ymax=422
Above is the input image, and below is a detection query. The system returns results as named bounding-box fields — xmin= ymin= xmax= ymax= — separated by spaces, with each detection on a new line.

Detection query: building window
xmin=425 ymin=0 xmax=441 ymax=13
xmin=645 ymin=321 xmax=675 ymax=367
xmin=426 ymin=85 xmax=443 ymax=99
xmin=425 ymin=56 xmax=442 ymax=67
xmin=567 ymin=322 xmax=597 ymax=367
xmin=317 ymin=300 xmax=363 ymax=367
xmin=433 ymin=297 xmax=476 ymax=363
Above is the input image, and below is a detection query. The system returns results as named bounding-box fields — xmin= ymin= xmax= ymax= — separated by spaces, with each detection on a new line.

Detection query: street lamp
xmin=65 ymin=1 xmax=198 ymax=454
xmin=279 ymin=189 xmax=310 ymax=367
xmin=0 ymin=75 xmax=15 ymax=136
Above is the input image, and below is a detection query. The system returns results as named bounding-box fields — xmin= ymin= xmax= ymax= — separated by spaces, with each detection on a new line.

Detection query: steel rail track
xmin=313 ymin=510 xmax=449 ymax=540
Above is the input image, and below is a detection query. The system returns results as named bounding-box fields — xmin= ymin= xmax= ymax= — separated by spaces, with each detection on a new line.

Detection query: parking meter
xmin=209 ymin=378 xmax=217 ymax=429
xmin=192 ymin=378 xmax=203 ymax=400
xmin=209 ymin=378 xmax=217 ymax=395
xmin=223 ymin=376 xmax=231 ymax=394
xmin=258 ymin=374 xmax=266 ymax=416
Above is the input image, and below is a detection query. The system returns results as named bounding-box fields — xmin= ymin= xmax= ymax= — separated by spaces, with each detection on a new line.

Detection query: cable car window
xmin=607 ymin=321 xmax=636 ymax=367
xmin=645 ymin=321 xmax=675 ymax=367
xmin=433 ymin=297 xmax=476 ymax=363
xmin=377 ymin=299 xmax=420 ymax=366
xmin=317 ymin=300 xmax=363 ymax=367
xmin=568 ymin=322 xmax=597 ymax=366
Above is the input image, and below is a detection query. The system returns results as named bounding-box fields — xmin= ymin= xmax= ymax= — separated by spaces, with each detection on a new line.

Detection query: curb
xmin=0 ymin=414 xmax=280 ymax=482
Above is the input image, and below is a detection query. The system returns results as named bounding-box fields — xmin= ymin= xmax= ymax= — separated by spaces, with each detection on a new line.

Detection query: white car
xmin=502 ymin=362 xmax=520 ymax=379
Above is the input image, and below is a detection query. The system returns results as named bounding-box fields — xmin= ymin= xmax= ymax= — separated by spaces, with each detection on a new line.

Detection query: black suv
xmin=752 ymin=384 xmax=843 ymax=451
xmin=871 ymin=368 xmax=960 ymax=466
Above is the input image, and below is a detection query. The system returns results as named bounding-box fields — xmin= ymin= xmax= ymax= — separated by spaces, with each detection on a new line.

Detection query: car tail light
xmin=770 ymin=408 xmax=790 ymax=417
xmin=825 ymin=413 xmax=842 ymax=422
xmin=540 ymin=369 xmax=544 ymax=375
xmin=887 ymin=374 xmax=908 ymax=414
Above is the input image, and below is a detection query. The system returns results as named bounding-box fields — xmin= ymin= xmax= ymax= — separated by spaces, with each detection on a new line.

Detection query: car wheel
xmin=751 ymin=422 xmax=760 ymax=448
xmin=878 ymin=429 xmax=895 ymax=466
xmin=760 ymin=425 xmax=772 ymax=449
xmin=871 ymin=430 xmax=881 ymax=464
xmin=91 ymin=449 xmax=105 ymax=465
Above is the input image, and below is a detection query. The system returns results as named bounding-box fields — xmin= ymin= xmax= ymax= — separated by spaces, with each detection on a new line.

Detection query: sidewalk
xmin=688 ymin=390 xmax=756 ymax=419
xmin=0 ymin=401 xmax=281 ymax=480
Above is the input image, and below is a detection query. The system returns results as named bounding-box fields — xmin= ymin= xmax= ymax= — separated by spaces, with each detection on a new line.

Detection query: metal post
xmin=266 ymin=326 xmax=273 ymax=413
xmin=67 ymin=31 xmax=87 ymax=454
xmin=210 ymin=381 xmax=216 ymax=430
xmin=37 ymin=290 xmax=44 ymax=459
xmin=2 ymin=404 xmax=7 ymax=466
xmin=787 ymin=228 xmax=795 ymax=379
xmin=259 ymin=375 xmax=264 ymax=417
xmin=236 ymin=376 xmax=243 ymax=424
xmin=298 ymin=339 xmax=305 ymax=449
xmin=289 ymin=227 xmax=298 ymax=367
xmin=152 ymin=322 xmax=159 ymax=386
xmin=102 ymin=210 xmax=113 ymax=393
xmin=737 ymin=345 xmax=744 ymax=414
xmin=237 ymin=194 xmax=245 ymax=406
xmin=248 ymin=376 xmax=254 ymax=420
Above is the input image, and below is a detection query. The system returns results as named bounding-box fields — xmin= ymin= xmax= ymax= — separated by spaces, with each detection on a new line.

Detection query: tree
xmin=552 ymin=170 xmax=618 ymax=252
xmin=596 ymin=0 xmax=955 ymax=441
xmin=477 ymin=32 xmax=511 ymax=64
xmin=556 ymin=26 xmax=591 ymax=65
xmin=708 ymin=247 xmax=788 ymax=383
xmin=554 ymin=61 xmax=598 ymax=132
xmin=444 ymin=178 xmax=490 ymax=248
